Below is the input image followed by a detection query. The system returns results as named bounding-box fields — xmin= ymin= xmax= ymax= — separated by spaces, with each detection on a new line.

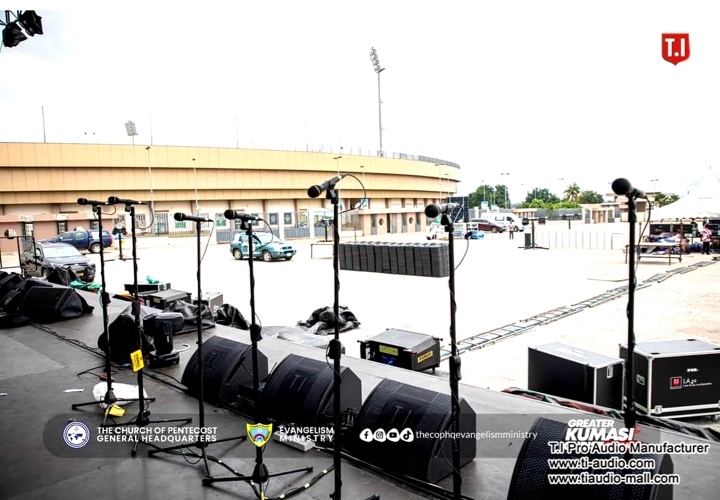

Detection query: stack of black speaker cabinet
xmin=339 ymin=242 xmax=449 ymax=277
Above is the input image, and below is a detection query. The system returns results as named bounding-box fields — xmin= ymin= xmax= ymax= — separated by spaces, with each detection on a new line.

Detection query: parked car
xmin=20 ymin=241 xmax=96 ymax=282
xmin=230 ymin=232 xmax=296 ymax=261
xmin=468 ymin=218 xmax=506 ymax=233
xmin=561 ymin=213 xmax=581 ymax=220
xmin=480 ymin=213 xmax=524 ymax=231
xmin=464 ymin=230 xmax=485 ymax=240
xmin=44 ymin=229 xmax=113 ymax=253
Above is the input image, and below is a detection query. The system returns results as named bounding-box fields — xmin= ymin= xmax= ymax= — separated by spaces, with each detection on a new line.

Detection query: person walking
xmin=701 ymin=224 xmax=713 ymax=255
xmin=508 ymin=221 xmax=515 ymax=239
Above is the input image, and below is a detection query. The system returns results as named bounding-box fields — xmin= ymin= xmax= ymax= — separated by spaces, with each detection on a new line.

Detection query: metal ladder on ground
xmin=439 ymin=259 xmax=718 ymax=361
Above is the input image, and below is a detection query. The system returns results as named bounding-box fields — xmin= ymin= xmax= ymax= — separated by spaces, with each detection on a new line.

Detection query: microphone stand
xmin=441 ymin=212 xmax=462 ymax=500
xmin=104 ymin=203 xmax=191 ymax=457
xmin=72 ymin=202 xmax=136 ymax=419
xmin=148 ymin=217 xmax=246 ymax=475
xmin=203 ymin=217 xmax=313 ymax=497
xmin=623 ymin=195 xmax=638 ymax=500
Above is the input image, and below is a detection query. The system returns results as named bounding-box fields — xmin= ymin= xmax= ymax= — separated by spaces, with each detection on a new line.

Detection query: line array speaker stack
xmin=258 ymin=354 xmax=362 ymax=427
xmin=348 ymin=379 xmax=477 ymax=484
xmin=181 ymin=336 xmax=268 ymax=415
xmin=339 ymin=242 xmax=449 ymax=277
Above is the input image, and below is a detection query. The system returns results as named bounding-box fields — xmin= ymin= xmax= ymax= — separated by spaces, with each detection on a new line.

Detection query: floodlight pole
xmin=146 ymin=146 xmax=155 ymax=235
xmin=370 ymin=47 xmax=385 ymax=157
xmin=192 ymin=158 xmax=199 ymax=215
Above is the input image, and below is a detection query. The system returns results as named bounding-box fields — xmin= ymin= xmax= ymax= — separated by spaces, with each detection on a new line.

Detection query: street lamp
xmin=500 ymin=172 xmax=510 ymax=208
xmin=651 ymin=179 xmax=659 ymax=191
xmin=192 ymin=158 xmax=199 ymax=215
xmin=370 ymin=47 xmax=385 ymax=157
xmin=334 ymin=155 xmax=342 ymax=176
xmin=146 ymin=146 xmax=155 ymax=235
xmin=444 ymin=173 xmax=450 ymax=199
xmin=435 ymin=163 xmax=443 ymax=200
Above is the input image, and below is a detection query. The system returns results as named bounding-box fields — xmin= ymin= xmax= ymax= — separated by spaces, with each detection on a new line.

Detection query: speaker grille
xmin=181 ymin=336 xmax=266 ymax=408
xmin=508 ymin=417 xmax=674 ymax=499
xmin=259 ymin=354 xmax=362 ymax=427
xmin=349 ymin=379 xmax=477 ymax=483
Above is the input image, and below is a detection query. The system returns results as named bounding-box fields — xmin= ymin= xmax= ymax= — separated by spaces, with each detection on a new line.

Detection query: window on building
xmin=215 ymin=213 xmax=227 ymax=227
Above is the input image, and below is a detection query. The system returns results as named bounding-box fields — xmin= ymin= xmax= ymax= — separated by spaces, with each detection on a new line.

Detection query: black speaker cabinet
xmin=17 ymin=285 xmax=85 ymax=323
xmin=348 ymin=378 xmax=477 ymax=484
xmin=181 ymin=336 xmax=268 ymax=413
xmin=0 ymin=273 xmax=25 ymax=310
xmin=620 ymin=339 xmax=720 ymax=418
xmin=528 ymin=342 xmax=624 ymax=410
xmin=508 ymin=417 xmax=674 ymax=499
xmin=259 ymin=354 xmax=362 ymax=427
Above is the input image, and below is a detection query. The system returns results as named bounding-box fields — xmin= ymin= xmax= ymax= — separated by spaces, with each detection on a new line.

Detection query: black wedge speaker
xmin=507 ymin=417 xmax=674 ymax=499
xmin=181 ymin=336 xmax=268 ymax=413
xmin=258 ymin=354 xmax=362 ymax=427
xmin=348 ymin=378 xmax=477 ymax=484
xmin=17 ymin=285 xmax=86 ymax=323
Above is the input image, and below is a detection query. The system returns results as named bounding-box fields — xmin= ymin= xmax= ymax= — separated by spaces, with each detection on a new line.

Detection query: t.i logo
xmin=662 ymin=34 xmax=690 ymax=65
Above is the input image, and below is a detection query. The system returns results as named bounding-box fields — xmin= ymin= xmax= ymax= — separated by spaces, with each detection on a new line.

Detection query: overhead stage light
xmin=1 ymin=10 xmax=43 ymax=49
xmin=2 ymin=22 xmax=27 ymax=48
xmin=18 ymin=10 xmax=43 ymax=36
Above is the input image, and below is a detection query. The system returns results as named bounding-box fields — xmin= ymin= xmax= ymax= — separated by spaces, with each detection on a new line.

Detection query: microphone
xmin=224 ymin=209 xmax=259 ymax=221
xmin=425 ymin=203 xmax=459 ymax=218
xmin=108 ymin=196 xmax=146 ymax=205
xmin=77 ymin=198 xmax=108 ymax=206
xmin=611 ymin=178 xmax=646 ymax=199
xmin=174 ymin=212 xmax=210 ymax=223
xmin=307 ymin=174 xmax=347 ymax=198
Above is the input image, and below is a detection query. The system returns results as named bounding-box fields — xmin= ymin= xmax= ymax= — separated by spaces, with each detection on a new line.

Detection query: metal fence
xmin=533 ymin=230 xmax=628 ymax=250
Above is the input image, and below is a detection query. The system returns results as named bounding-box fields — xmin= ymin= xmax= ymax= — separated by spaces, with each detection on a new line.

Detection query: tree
xmin=519 ymin=188 xmax=560 ymax=207
xmin=494 ymin=184 xmax=510 ymax=209
xmin=468 ymin=184 xmax=495 ymax=208
xmin=563 ymin=183 xmax=581 ymax=203
xmin=577 ymin=190 xmax=604 ymax=204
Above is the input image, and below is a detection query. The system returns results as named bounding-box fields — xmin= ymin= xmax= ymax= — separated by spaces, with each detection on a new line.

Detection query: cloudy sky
xmin=2 ymin=1 xmax=719 ymax=202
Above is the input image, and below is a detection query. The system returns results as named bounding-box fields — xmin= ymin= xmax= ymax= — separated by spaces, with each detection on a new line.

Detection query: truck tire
xmin=89 ymin=243 xmax=101 ymax=254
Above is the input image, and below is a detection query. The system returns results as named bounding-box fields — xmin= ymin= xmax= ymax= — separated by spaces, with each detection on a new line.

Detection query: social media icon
xmin=359 ymin=429 xmax=374 ymax=442
xmin=387 ymin=428 xmax=400 ymax=442
xmin=400 ymin=428 xmax=414 ymax=442
xmin=373 ymin=429 xmax=387 ymax=442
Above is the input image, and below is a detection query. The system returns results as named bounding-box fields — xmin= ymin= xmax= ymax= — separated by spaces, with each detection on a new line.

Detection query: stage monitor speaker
xmin=258 ymin=354 xmax=362 ymax=427
xmin=348 ymin=378 xmax=477 ymax=484
xmin=507 ymin=417 xmax=674 ymax=499
xmin=181 ymin=336 xmax=268 ymax=412
xmin=17 ymin=285 xmax=87 ymax=323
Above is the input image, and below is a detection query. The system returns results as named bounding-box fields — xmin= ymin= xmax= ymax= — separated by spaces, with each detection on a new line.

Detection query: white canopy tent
xmin=650 ymin=170 xmax=720 ymax=221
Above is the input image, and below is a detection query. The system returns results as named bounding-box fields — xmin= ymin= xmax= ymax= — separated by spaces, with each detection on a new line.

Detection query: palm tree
xmin=563 ymin=183 xmax=581 ymax=203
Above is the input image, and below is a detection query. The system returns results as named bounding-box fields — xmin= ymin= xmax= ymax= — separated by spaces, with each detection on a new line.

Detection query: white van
xmin=481 ymin=213 xmax=524 ymax=232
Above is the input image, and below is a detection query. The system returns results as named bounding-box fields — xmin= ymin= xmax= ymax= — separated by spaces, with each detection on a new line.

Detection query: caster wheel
xmin=710 ymin=415 xmax=719 ymax=423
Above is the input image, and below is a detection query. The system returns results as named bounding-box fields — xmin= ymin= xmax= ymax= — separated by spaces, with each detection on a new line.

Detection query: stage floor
xmin=1 ymin=293 xmax=719 ymax=500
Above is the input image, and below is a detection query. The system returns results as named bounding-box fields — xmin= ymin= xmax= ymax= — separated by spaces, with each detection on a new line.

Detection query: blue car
xmin=230 ymin=232 xmax=296 ymax=261
xmin=465 ymin=230 xmax=485 ymax=240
